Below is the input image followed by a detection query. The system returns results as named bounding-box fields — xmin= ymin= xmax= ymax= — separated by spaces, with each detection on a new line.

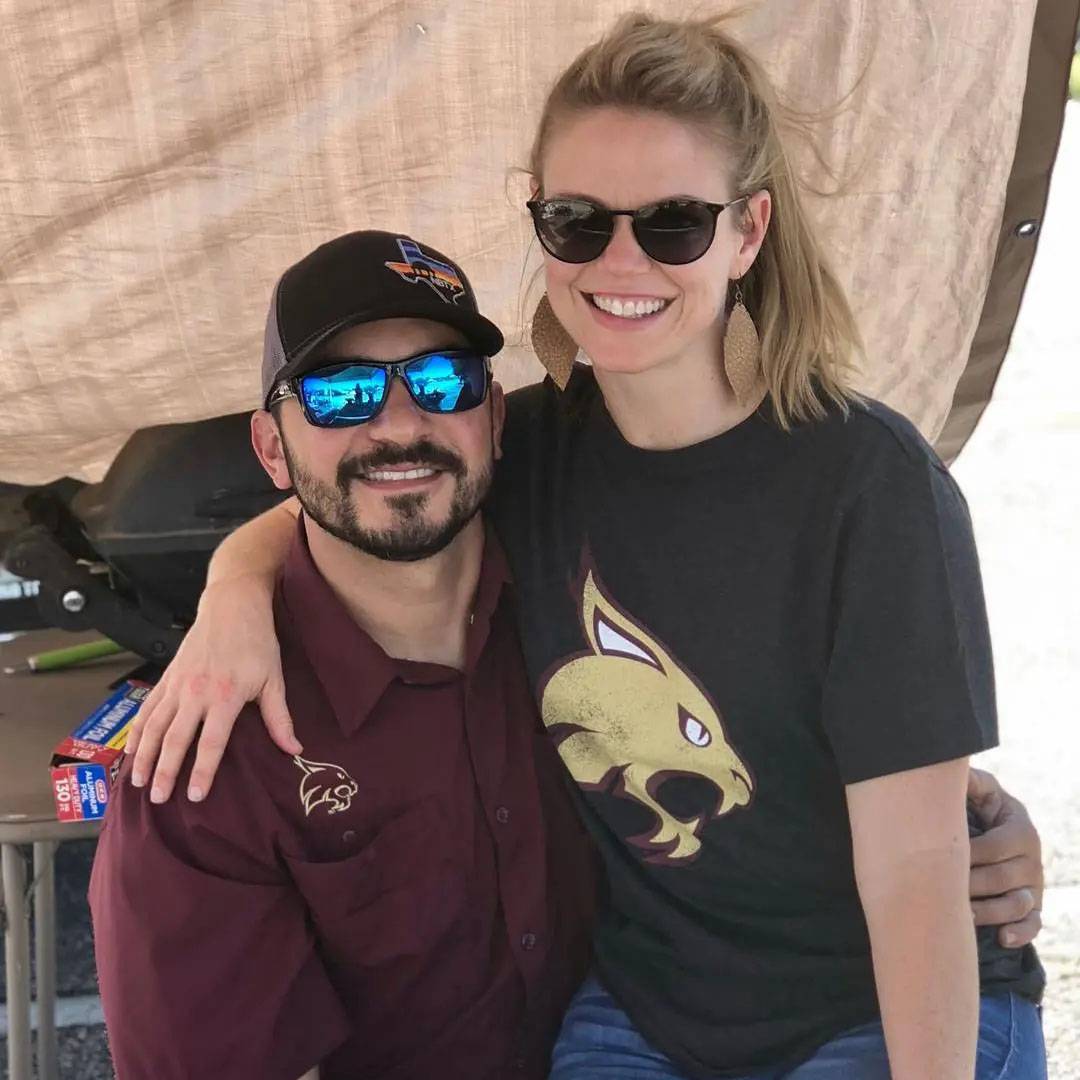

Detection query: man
xmin=90 ymin=231 xmax=595 ymax=1079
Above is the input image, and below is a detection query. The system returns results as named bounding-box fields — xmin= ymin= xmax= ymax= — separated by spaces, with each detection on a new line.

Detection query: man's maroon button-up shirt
xmin=90 ymin=518 xmax=596 ymax=1080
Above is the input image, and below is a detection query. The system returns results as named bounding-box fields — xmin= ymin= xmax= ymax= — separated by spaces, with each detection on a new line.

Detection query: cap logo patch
xmin=384 ymin=238 xmax=466 ymax=304
xmin=292 ymin=754 xmax=359 ymax=817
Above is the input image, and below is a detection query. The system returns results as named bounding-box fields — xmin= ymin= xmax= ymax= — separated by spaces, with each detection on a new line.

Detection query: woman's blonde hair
xmin=528 ymin=11 xmax=862 ymax=428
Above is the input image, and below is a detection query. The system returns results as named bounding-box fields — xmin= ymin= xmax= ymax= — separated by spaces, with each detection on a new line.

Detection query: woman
xmin=127 ymin=13 xmax=1046 ymax=1079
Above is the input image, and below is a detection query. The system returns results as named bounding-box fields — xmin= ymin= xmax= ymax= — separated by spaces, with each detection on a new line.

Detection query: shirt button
xmin=520 ymin=932 xmax=537 ymax=951
xmin=495 ymin=806 xmax=510 ymax=824
xmin=342 ymin=830 xmax=357 ymax=845
xmin=513 ymin=1057 xmax=527 ymax=1071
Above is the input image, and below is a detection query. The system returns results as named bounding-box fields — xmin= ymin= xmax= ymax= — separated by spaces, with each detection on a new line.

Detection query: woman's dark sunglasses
xmin=268 ymin=348 xmax=491 ymax=428
xmin=526 ymin=195 xmax=750 ymax=266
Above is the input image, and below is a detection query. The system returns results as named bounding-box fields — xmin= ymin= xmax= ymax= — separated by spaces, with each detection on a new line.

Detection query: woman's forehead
xmin=541 ymin=107 xmax=735 ymax=203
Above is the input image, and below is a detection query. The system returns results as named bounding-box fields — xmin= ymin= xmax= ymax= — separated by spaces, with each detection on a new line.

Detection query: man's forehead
xmin=322 ymin=317 xmax=468 ymax=359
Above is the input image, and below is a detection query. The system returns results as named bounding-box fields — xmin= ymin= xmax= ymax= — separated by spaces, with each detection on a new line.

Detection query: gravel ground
xmin=952 ymin=102 xmax=1080 ymax=1077
xmin=0 ymin=841 xmax=106 ymax=1080
xmin=0 ymin=1028 xmax=114 ymax=1080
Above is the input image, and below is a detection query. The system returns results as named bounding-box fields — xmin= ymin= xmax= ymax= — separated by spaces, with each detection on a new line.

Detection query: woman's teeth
xmin=590 ymin=294 xmax=669 ymax=319
xmin=364 ymin=468 xmax=437 ymax=481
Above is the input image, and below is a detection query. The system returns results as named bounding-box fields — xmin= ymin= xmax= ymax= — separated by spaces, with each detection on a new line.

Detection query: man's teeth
xmin=591 ymin=295 xmax=669 ymax=318
xmin=364 ymin=468 xmax=437 ymax=481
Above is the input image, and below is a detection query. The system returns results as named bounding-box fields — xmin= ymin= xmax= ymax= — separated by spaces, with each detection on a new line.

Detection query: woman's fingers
xmin=186 ymin=703 xmax=244 ymax=801
xmin=259 ymin=669 xmax=301 ymax=756
xmin=124 ymin=702 xmax=148 ymax=759
xmin=125 ymin=677 xmax=171 ymax=760
xmin=148 ymin=701 xmax=206 ymax=803
xmin=129 ymin=688 xmax=178 ymax=788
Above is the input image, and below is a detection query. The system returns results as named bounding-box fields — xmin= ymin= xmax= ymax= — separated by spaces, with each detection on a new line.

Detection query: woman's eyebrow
xmin=541 ymin=192 xmax=712 ymax=207
xmin=543 ymin=191 xmax=606 ymax=203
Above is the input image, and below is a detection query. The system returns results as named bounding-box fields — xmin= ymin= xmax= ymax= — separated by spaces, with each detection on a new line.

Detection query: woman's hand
xmin=125 ymin=573 xmax=301 ymax=803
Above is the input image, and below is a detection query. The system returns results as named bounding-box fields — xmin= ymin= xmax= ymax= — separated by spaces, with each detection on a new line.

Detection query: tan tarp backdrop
xmin=0 ymin=0 xmax=1039 ymax=484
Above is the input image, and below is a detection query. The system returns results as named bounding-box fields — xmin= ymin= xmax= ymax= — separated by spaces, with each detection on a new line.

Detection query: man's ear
xmin=251 ymin=409 xmax=294 ymax=491
xmin=490 ymin=381 xmax=507 ymax=461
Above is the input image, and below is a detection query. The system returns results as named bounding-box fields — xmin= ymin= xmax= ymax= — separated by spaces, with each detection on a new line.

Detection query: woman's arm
xmin=847 ymin=757 xmax=978 ymax=1080
xmin=205 ymin=495 xmax=300 ymax=587
xmin=126 ymin=496 xmax=300 ymax=802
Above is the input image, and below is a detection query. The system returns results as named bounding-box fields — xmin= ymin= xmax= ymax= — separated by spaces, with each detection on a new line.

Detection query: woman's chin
xmin=584 ymin=346 xmax=672 ymax=379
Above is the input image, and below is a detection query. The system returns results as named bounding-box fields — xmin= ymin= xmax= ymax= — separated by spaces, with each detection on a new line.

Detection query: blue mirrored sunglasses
xmin=269 ymin=348 xmax=491 ymax=428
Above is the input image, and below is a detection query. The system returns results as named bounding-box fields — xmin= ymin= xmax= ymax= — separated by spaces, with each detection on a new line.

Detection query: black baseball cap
xmin=261 ymin=230 xmax=504 ymax=407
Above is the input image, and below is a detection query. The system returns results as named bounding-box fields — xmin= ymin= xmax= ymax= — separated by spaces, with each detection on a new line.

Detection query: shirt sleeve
xmin=821 ymin=446 xmax=997 ymax=784
xmin=89 ymin=748 xmax=350 ymax=1080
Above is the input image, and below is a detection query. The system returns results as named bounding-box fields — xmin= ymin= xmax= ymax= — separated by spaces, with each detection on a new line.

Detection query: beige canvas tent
xmin=1 ymin=0 xmax=1077 ymax=484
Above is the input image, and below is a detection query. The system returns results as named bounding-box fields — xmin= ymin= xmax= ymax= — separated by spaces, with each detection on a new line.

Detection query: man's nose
xmin=366 ymin=375 xmax=429 ymax=441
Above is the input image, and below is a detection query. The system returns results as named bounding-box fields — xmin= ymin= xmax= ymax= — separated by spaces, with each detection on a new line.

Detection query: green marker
xmin=3 ymin=637 xmax=128 ymax=674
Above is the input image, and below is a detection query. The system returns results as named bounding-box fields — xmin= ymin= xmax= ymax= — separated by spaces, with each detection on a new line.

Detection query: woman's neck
xmin=593 ymin=342 xmax=764 ymax=450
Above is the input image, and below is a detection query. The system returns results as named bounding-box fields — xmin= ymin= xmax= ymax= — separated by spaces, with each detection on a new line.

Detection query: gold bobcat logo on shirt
xmin=539 ymin=569 xmax=753 ymax=863
xmin=292 ymin=755 xmax=359 ymax=817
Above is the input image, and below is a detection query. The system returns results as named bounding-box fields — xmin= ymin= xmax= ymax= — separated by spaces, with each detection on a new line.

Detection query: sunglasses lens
xmin=298 ymin=364 xmax=388 ymax=426
xmin=405 ymin=351 xmax=488 ymax=413
xmin=634 ymin=200 xmax=717 ymax=264
xmin=530 ymin=199 xmax=612 ymax=263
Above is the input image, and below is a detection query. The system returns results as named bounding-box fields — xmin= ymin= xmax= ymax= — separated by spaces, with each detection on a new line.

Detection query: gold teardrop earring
xmin=530 ymin=293 xmax=578 ymax=390
xmin=722 ymin=277 xmax=761 ymax=406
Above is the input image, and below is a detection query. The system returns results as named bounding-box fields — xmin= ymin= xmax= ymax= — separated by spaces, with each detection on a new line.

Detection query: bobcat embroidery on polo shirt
xmin=539 ymin=568 xmax=754 ymax=863
xmin=292 ymin=755 xmax=359 ymax=817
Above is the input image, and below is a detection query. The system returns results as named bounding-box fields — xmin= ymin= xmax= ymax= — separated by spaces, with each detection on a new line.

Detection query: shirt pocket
xmin=282 ymin=799 xmax=466 ymax=967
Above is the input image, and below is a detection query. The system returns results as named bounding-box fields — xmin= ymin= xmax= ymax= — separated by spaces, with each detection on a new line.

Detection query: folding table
xmin=1 ymin=630 xmax=135 ymax=1080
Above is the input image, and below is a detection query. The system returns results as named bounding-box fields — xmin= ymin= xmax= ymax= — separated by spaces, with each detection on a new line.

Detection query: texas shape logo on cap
xmin=384 ymin=238 xmax=466 ymax=304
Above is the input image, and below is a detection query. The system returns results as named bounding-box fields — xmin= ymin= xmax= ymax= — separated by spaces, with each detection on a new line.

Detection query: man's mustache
xmin=338 ymin=439 xmax=466 ymax=484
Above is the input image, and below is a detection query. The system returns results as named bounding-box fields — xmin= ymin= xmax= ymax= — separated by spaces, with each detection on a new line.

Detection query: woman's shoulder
xmin=773 ymin=392 xmax=967 ymax=523
xmin=801 ymin=393 xmax=952 ymax=482
xmin=845 ymin=396 xmax=945 ymax=464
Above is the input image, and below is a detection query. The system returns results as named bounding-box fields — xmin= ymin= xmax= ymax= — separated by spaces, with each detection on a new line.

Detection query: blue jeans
xmin=550 ymin=976 xmax=1047 ymax=1079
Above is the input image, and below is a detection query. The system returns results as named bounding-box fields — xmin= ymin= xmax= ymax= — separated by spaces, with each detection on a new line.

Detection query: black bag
xmin=1 ymin=412 xmax=281 ymax=662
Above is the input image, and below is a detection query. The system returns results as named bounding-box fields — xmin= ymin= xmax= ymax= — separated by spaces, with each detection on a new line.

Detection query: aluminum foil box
xmin=49 ymin=679 xmax=150 ymax=822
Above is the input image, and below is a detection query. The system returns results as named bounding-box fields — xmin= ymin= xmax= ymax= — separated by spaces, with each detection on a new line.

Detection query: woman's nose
xmin=596 ymin=215 xmax=652 ymax=273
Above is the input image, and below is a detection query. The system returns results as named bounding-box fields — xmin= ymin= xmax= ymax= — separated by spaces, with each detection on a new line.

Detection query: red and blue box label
xmin=50 ymin=680 xmax=151 ymax=822
xmin=52 ymin=764 xmax=113 ymax=823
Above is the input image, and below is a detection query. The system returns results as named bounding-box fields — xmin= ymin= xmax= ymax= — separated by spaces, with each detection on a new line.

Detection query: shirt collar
xmin=277 ymin=512 xmax=512 ymax=737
